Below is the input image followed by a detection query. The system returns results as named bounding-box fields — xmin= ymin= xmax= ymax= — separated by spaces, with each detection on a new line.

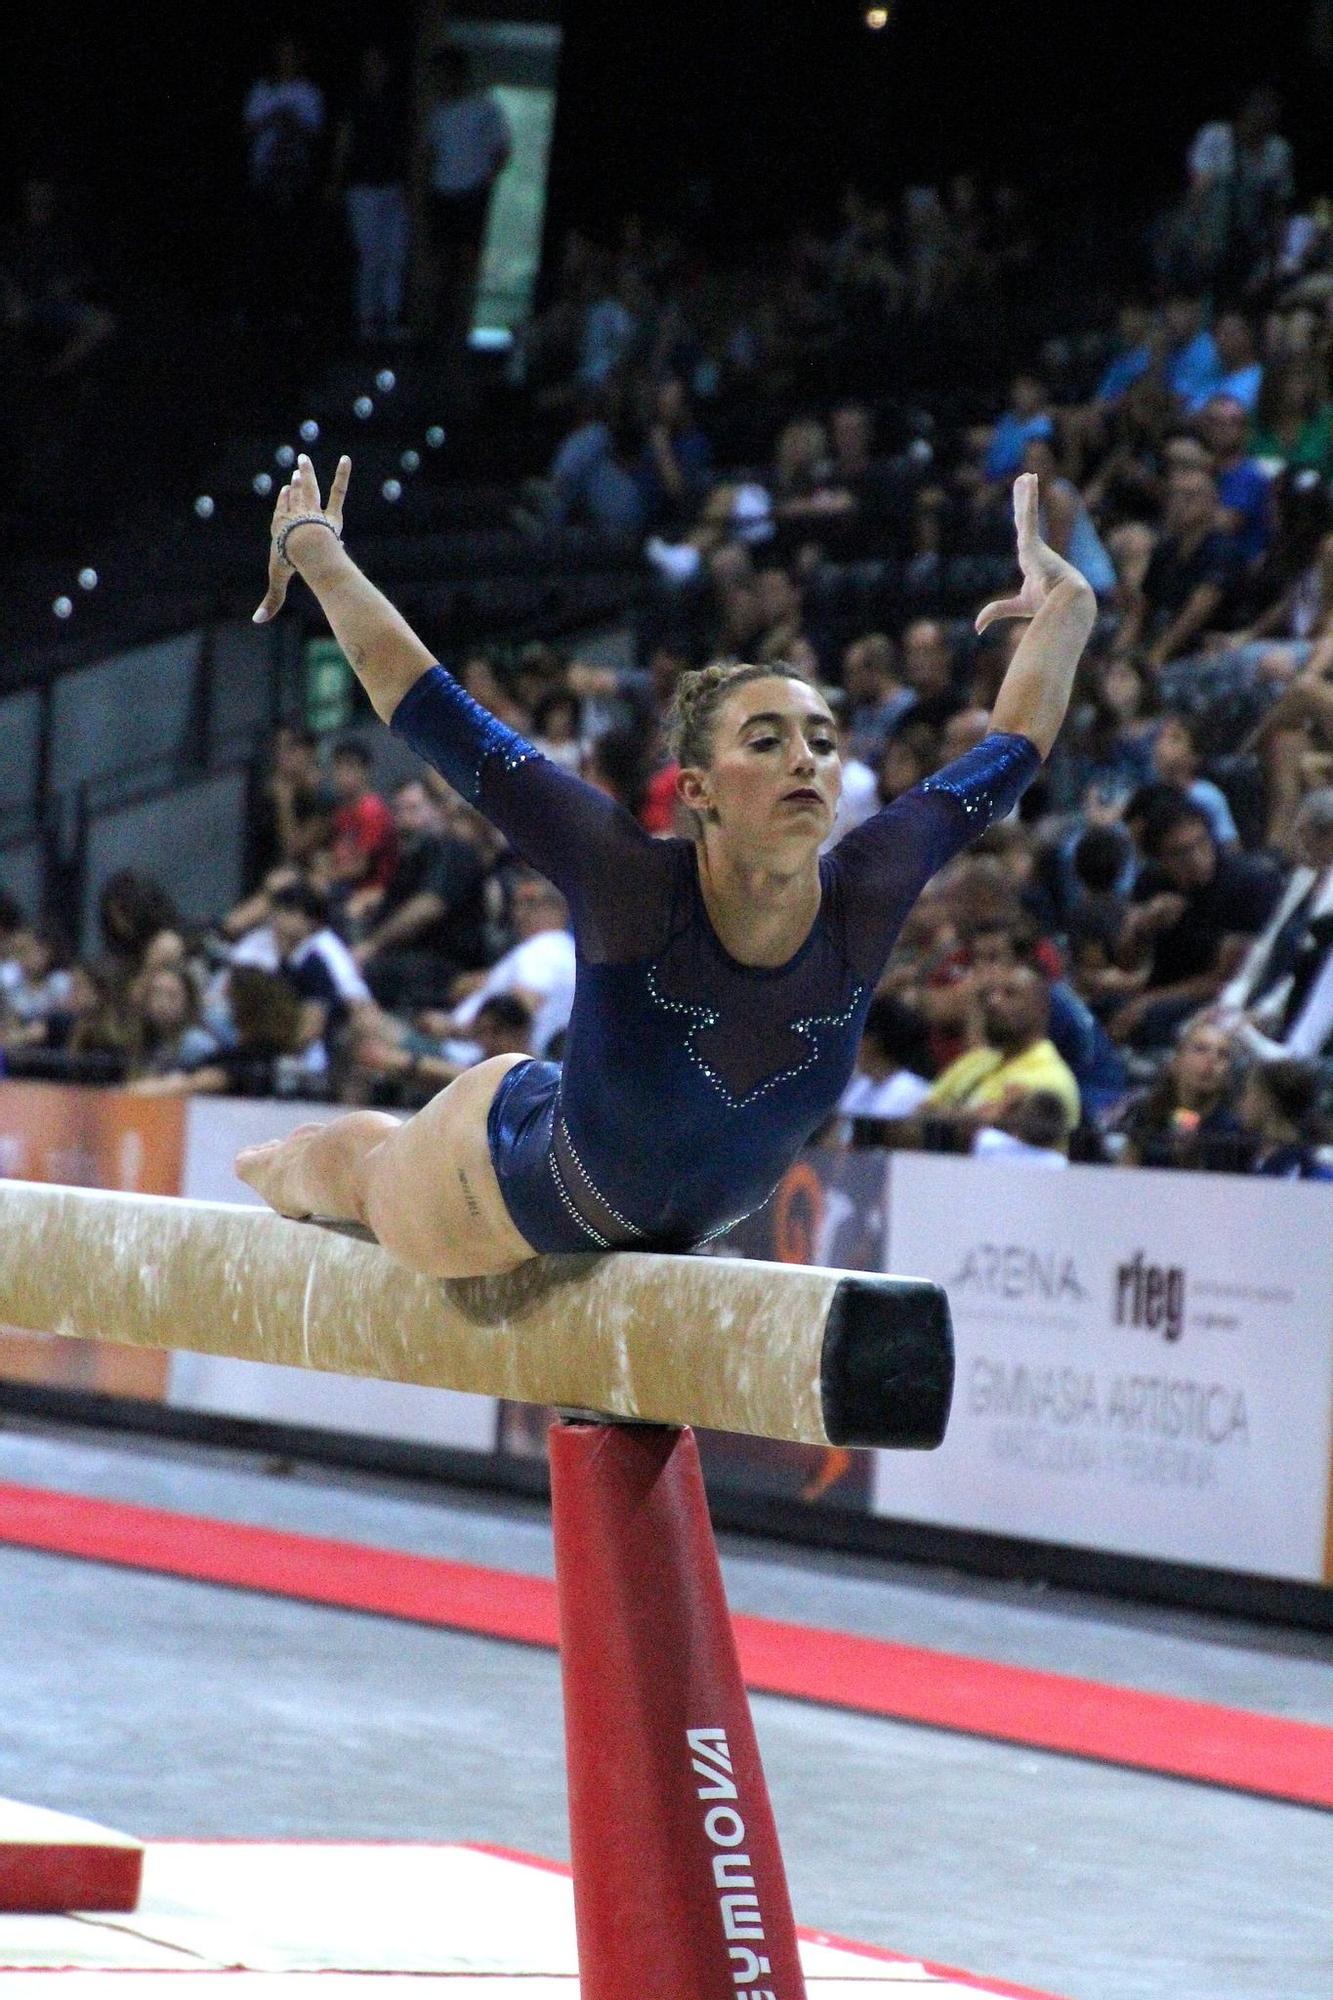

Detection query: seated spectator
xmin=1239 ymin=475 xmax=1333 ymax=644
xmin=1064 ymin=823 xmax=1135 ymax=978
xmin=1228 ymin=786 xmax=1333 ymax=1060
xmin=1112 ymin=794 xmax=1282 ymax=1046
xmin=1186 ymin=314 xmax=1263 ymax=417
xmin=898 ymin=618 xmax=964 ymax=731
xmin=0 ymin=923 xmax=73 ymax=1051
xmin=918 ymin=965 xmax=1082 ymax=1144
xmin=1115 ymin=463 xmax=1242 ymax=667
xmin=840 ymin=633 xmax=913 ymax=765
xmin=1250 ymin=656 xmax=1333 ymax=852
xmin=975 ymin=371 xmax=1053 ymax=483
xmin=328 ymin=740 xmax=397 ymax=894
xmin=1091 ymin=301 xmax=1157 ymax=409
xmin=576 ymin=256 xmax=643 ymax=387
xmin=1055 ymin=651 xmax=1158 ymax=816
xmin=939 ymin=705 xmax=992 ymax=765
xmin=349 ymin=776 xmax=490 ymax=1009
xmin=770 ymin=416 xmax=837 ymax=521
xmin=1250 ymin=354 xmax=1333 ymax=478
xmin=1149 ymin=712 xmax=1240 ymax=846
xmin=1114 ymin=1014 xmax=1245 ymax=1167
xmin=1199 ymin=394 xmax=1272 ymax=564
xmin=538 ymin=399 xmax=648 ymax=538
xmin=838 ymin=994 xmax=932 ymax=1123
xmin=269 ymin=879 xmax=375 ymax=1061
xmin=1023 ymin=434 xmax=1116 ymax=595
xmin=163 ymin=966 xmax=309 ymax=1098
xmin=957 ymin=913 xmax=1127 ymax=1117
xmin=530 ymin=687 xmax=585 ymax=772
xmin=876 ymin=722 xmax=939 ymax=806
xmin=971 ymin=1089 xmax=1072 ymax=1167
xmin=96 ymin=870 xmax=181 ymax=1002
xmin=634 ymin=376 xmax=713 ymax=532
xmin=1237 ymin=1056 xmax=1333 ymax=1179
xmin=827 ymin=401 xmax=898 ymax=525
xmin=421 ymin=868 xmax=575 ymax=1061
xmin=751 ymin=567 xmax=819 ymax=676
xmin=50 ymin=964 xmax=133 ymax=1074
xmin=244 ymin=723 xmax=335 ymax=888
xmin=126 ymin=965 xmax=218 ymax=1080
xmin=821 ymin=689 xmax=878 ymax=849
xmin=582 ymin=725 xmax=651 ymax=822
xmin=1161 ymin=293 xmax=1222 ymax=411
xmin=354 ymin=992 xmax=535 ymax=1103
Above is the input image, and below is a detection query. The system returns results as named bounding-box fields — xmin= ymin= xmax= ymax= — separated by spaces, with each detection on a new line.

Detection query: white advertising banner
xmin=168 ymin=1097 xmax=498 ymax=1454
xmin=877 ymin=1156 xmax=1333 ymax=1583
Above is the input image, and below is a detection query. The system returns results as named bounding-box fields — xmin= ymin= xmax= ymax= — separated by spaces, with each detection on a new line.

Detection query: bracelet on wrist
xmin=275 ymin=514 xmax=343 ymax=569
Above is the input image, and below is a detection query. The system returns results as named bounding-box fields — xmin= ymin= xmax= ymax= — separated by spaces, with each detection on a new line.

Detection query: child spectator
xmin=1237 ymin=1057 xmax=1333 ymax=1179
xmin=1114 ymin=1015 xmax=1245 ymax=1168
xmin=127 ymin=966 xmax=218 ymax=1080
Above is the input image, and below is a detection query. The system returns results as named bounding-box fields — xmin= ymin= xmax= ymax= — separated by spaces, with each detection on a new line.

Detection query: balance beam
xmin=0 ymin=1180 xmax=952 ymax=1449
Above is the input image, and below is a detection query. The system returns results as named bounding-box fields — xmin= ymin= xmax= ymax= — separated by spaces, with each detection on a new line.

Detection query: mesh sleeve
xmin=830 ymin=731 xmax=1042 ymax=978
xmin=389 ymin=666 xmax=665 ymax=934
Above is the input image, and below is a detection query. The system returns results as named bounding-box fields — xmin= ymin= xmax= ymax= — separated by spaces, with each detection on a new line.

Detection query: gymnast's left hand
xmin=974 ymin=472 xmax=1088 ymax=634
xmin=253 ymin=453 xmax=352 ymax=624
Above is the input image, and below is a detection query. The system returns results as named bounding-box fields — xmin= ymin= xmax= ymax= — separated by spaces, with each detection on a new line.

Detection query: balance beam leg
xmin=550 ymin=1419 xmax=806 ymax=2000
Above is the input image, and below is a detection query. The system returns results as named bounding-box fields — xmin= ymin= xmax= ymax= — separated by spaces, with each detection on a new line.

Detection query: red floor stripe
xmin=1 ymin=1479 xmax=1329 ymax=1810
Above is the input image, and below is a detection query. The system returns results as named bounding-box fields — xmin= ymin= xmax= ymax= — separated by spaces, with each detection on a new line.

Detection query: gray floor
xmin=0 ymin=1420 xmax=1330 ymax=2000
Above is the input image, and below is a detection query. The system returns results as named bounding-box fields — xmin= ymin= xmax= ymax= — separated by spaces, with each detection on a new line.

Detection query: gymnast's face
xmin=681 ymin=676 xmax=841 ymax=850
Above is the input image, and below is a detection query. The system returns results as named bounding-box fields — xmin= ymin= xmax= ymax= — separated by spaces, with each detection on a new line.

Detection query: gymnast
xmin=236 ymin=456 xmax=1095 ymax=1278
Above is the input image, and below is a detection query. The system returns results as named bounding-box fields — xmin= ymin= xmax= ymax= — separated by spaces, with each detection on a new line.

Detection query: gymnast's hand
xmin=253 ymin=453 xmax=352 ymax=624
xmin=974 ymin=472 xmax=1087 ymax=634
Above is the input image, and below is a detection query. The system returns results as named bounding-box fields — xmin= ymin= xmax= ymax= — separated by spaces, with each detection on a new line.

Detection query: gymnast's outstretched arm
xmin=253 ymin=454 xmax=435 ymax=721
xmin=981 ymin=471 xmax=1098 ymax=758
xmin=250 ymin=455 xmax=659 ymax=917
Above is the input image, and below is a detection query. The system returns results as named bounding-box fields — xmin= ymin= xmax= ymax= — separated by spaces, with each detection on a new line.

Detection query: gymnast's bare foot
xmin=234 ymin=1125 xmax=326 ymax=1219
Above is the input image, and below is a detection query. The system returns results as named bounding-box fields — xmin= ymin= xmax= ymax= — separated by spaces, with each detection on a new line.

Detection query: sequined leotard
xmin=392 ymin=667 xmax=1040 ymax=1253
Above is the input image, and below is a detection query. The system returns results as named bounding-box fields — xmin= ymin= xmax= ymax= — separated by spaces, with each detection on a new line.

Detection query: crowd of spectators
xmin=5 ymin=82 xmax=1333 ymax=1184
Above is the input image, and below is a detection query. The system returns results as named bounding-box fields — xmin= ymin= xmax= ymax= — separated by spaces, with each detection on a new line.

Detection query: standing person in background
xmin=242 ymin=35 xmax=325 ymax=333
xmin=330 ymin=47 xmax=410 ymax=346
xmin=420 ymin=46 xmax=512 ymax=351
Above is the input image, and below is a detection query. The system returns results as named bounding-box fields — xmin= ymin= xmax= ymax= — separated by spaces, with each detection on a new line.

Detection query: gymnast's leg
xmin=234 ymin=1054 xmax=538 ymax=1280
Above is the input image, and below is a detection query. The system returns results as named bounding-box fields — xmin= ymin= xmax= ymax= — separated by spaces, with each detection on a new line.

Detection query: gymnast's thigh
xmin=362 ymin=1053 xmax=538 ymax=1279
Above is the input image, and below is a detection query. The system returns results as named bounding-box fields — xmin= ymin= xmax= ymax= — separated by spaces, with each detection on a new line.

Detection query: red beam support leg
xmin=549 ymin=1417 xmax=807 ymax=2000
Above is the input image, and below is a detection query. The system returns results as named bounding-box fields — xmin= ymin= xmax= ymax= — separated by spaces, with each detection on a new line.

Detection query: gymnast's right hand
xmin=253 ymin=453 xmax=352 ymax=624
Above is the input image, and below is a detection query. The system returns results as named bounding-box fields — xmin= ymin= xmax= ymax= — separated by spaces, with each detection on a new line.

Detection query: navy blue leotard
xmin=392 ymin=667 xmax=1040 ymax=1253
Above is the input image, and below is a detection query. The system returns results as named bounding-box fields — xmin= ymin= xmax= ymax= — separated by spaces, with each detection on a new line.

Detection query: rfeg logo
xmin=1114 ymin=1250 xmax=1186 ymax=1342
xmin=688 ymin=1727 xmax=777 ymax=1999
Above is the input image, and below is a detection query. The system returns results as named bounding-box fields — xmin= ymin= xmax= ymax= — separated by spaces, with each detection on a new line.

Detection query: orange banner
xmin=0 ymin=1083 xmax=186 ymax=1399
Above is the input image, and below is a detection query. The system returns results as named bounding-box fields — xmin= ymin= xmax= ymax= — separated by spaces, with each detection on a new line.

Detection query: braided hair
xmin=667 ymin=660 xmax=818 ymax=770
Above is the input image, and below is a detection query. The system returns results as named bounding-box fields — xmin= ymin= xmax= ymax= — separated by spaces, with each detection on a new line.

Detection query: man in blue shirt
xmin=1187 ymin=313 xmax=1263 ymax=416
xmin=981 ymin=373 xmax=1054 ymax=481
xmin=1162 ymin=294 xmax=1221 ymax=410
xmin=1094 ymin=302 xmax=1157 ymax=407
xmin=1200 ymin=394 xmax=1272 ymax=564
